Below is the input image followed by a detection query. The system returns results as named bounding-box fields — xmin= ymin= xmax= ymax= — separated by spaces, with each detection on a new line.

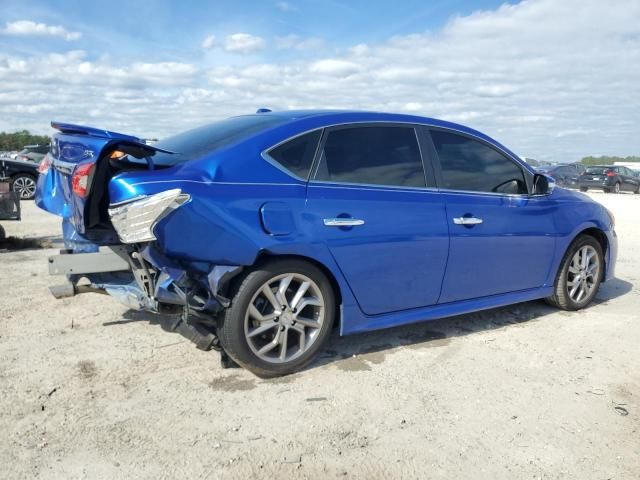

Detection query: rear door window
xmin=313 ymin=125 xmax=426 ymax=188
xmin=430 ymin=130 xmax=527 ymax=194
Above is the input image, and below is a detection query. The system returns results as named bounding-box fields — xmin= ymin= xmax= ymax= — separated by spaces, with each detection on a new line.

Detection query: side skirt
xmin=341 ymin=287 xmax=554 ymax=336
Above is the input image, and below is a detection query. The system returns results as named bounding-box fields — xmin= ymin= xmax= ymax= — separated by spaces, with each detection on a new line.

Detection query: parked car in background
xmin=36 ymin=111 xmax=617 ymax=377
xmin=537 ymin=164 xmax=585 ymax=188
xmin=0 ymin=155 xmax=40 ymax=200
xmin=578 ymin=165 xmax=640 ymax=194
xmin=15 ymin=144 xmax=49 ymax=164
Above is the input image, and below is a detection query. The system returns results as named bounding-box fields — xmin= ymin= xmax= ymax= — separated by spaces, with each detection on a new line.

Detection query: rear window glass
xmin=585 ymin=167 xmax=611 ymax=174
xmin=149 ymin=115 xmax=286 ymax=166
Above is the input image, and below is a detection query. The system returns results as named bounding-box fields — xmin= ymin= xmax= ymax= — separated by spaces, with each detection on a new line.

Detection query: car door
xmin=622 ymin=167 xmax=639 ymax=191
xmin=553 ymin=166 xmax=570 ymax=186
xmin=425 ymin=128 xmax=557 ymax=304
xmin=305 ymin=124 xmax=449 ymax=316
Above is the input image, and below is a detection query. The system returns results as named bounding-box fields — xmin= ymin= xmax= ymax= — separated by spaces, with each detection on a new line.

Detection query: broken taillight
xmin=72 ymin=162 xmax=96 ymax=198
xmin=37 ymin=154 xmax=52 ymax=174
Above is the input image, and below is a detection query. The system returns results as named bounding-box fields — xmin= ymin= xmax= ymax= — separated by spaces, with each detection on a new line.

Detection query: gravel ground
xmin=0 ymin=192 xmax=638 ymax=479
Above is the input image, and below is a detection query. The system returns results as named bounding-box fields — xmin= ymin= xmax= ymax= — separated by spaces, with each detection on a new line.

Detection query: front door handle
xmin=324 ymin=218 xmax=365 ymax=227
xmin=453 ymin=217 xmax=483 ymax=225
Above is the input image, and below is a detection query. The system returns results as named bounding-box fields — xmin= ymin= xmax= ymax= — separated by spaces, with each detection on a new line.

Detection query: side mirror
xmin=532 ymin=173 xmax=554 ymax=195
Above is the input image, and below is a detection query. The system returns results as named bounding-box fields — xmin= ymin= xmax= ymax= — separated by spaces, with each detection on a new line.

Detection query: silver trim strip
xmin=52 ymin=158 xmax=77 ymax=175
xmin=453 ymin=217 xmax=483 ymax=225
xmin=324 ymin=218 xmax=365 ymax=227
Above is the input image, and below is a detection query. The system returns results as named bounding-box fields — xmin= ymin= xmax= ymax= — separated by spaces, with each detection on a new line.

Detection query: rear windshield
xmin=585 ymin=167 xmax=611 ymax=174
xmin=150 ymin=115 xmax=286 ymax=166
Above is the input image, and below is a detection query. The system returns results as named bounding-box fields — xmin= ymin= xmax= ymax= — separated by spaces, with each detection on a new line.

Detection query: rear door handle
xmin=324 ymin=218 xmax=365 ymax=227
xmin=453 ymin=217 xmax=483 ymax=225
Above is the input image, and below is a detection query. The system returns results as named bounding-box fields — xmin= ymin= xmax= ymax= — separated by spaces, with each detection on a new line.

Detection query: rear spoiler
xmin=51 ymin=121 xmax=142 ymax=142
xmin=51 ymin=121 xmax=175 ymax=158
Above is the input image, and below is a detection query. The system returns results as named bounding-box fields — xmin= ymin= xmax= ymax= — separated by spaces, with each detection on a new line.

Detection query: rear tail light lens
xmin=606 ymin=170 xmax=616 ymax=177
xmin=108 ymin=189 xmax=190 ymax=243
xmin=72 ymin=162 xmax=96 ymax=198
xmin=37 ymin=154 xmax=52 ymax=174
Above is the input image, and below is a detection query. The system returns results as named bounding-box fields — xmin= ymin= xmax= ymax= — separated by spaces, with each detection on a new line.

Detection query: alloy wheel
xmin=12 ymin=176 xmax=36 ymax=199
xmin=244 ymin=273 xmax=325 ymax=364
xmin=614 ymin=182 xmax=620 ymax=193
xmin=566 ymin=245 xmax=600 ymax=304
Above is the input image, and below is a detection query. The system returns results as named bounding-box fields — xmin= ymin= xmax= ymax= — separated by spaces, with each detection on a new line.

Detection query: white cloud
xmin=223 ymin=33 xmax=266 ymax=54
xmin=275 ymin=1 xmax=297 ymax=12
xmin=309 ymin=59 xmax=360 ymax=76
xmin=1 ymin=0 xmax=639 ymax=161
xmin=201 ymin=35 xmax=215 ymax=49
xmin=2 ymin=20 xmax=81 ymax=41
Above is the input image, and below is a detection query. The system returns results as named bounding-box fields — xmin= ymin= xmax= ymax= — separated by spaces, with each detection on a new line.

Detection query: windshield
xmin=148 ymin=115 xmax=286 ymax=166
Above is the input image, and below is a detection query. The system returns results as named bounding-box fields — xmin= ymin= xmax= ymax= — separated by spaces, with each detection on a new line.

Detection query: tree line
xmin=0 ymin=130 xmax=51 ymax=151
xmin=580 ymin=156 xmax=640 ymax=166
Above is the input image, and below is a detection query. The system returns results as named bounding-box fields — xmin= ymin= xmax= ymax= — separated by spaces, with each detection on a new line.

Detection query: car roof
xmin=248 ymin=109 xmax=517 ymax=156
xmin=256 ymin=109 xmax=488 ymax=135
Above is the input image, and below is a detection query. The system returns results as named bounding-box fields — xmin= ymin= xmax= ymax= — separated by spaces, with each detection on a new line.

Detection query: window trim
xmin=424 ymin=126 xmax=534 ymax=197
xmin=259 ymin=120 xmax=536 ymax=194
xmin=309 ymin=122 xmax=431 ymax=190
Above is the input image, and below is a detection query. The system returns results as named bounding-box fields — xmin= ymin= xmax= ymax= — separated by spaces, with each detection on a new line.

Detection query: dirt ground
xmin=1 ymin=191 xmax=638 ymax=480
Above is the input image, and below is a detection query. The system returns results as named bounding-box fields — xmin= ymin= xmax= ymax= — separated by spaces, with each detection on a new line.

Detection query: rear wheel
xmin=613 ymin=182 xmax=621 ymax=194
xmin=546 ymin=235 xmax=603 ymax=310
xmin=634 ymin=184 xmax=639 ymax=194
xmin=218 ymin=259 xmax=336 ymax=377
xmin=579 ymin=187 xmax=588 ymax=192
xmin=11 ymin=174 xmax=36 ymax=200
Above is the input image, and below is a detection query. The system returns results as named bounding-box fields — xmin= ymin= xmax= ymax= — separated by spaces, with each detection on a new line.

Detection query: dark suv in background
xmin=578 ymin=165 xmax=640 ymax=194
xmin=538 ymin=163 xmax=585 ymax=188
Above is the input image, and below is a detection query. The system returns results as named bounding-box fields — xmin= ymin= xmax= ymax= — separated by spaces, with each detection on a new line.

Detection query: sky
xmin=0 ymin=0 xmax=639 ymax=162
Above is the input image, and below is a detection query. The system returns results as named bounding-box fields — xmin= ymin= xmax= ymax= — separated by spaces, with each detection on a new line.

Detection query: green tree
xmin=0 ymin=130 xmax=51 ymax=151
xmin=580 ymin=155 xmax=640 ymax=166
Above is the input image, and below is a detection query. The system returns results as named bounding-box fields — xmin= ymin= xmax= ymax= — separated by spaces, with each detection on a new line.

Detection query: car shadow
xmin=102 ymin=278 xmax=633 ymax=376
xmin=0 ymin=234 xmax=63 ymax=252
xmin=302 ymin=277 xmax=634 ymax=374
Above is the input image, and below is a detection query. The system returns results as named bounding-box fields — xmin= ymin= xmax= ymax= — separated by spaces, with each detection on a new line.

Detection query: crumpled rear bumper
xmin=47 ymin=244 xmax=241 ymax=317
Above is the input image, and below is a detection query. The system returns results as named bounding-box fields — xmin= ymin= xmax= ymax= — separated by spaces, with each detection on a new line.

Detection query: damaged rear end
xmin=36 ymin=122 xmax=248 ymax=355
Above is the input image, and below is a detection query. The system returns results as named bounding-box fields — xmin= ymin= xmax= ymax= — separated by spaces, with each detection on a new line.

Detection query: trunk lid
xmin=35 ymin=122 xmax=173 ymax=246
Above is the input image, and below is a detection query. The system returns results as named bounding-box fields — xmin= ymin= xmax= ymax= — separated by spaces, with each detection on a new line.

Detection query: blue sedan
xmin=36 ymin=110 xmax=617 ymax=377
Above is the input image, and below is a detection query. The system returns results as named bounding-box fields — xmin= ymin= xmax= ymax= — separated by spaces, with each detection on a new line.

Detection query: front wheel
xmin=579 ymin=187 xmax=588 ymax=192
xmin=546 ymin=235 xmax=603 ymax=310
xmin=218 ymin=259 xmax=336 ymax=377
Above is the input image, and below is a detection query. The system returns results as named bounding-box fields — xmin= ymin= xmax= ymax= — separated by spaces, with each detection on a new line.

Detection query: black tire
xmin=613 ymin=182 xmax=621 ymax=194
xmin=545 ymin=234 xmax=603 ymax=310
xmin=634 ymin=184 xmax=639 ymax=194
xmin=11 ymin=173 xmax=37 ymax=200
xmin=579 ymin=187 xmax=588 ymax=192
xmin=218 ymin=259 xmax=336 ymax=378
